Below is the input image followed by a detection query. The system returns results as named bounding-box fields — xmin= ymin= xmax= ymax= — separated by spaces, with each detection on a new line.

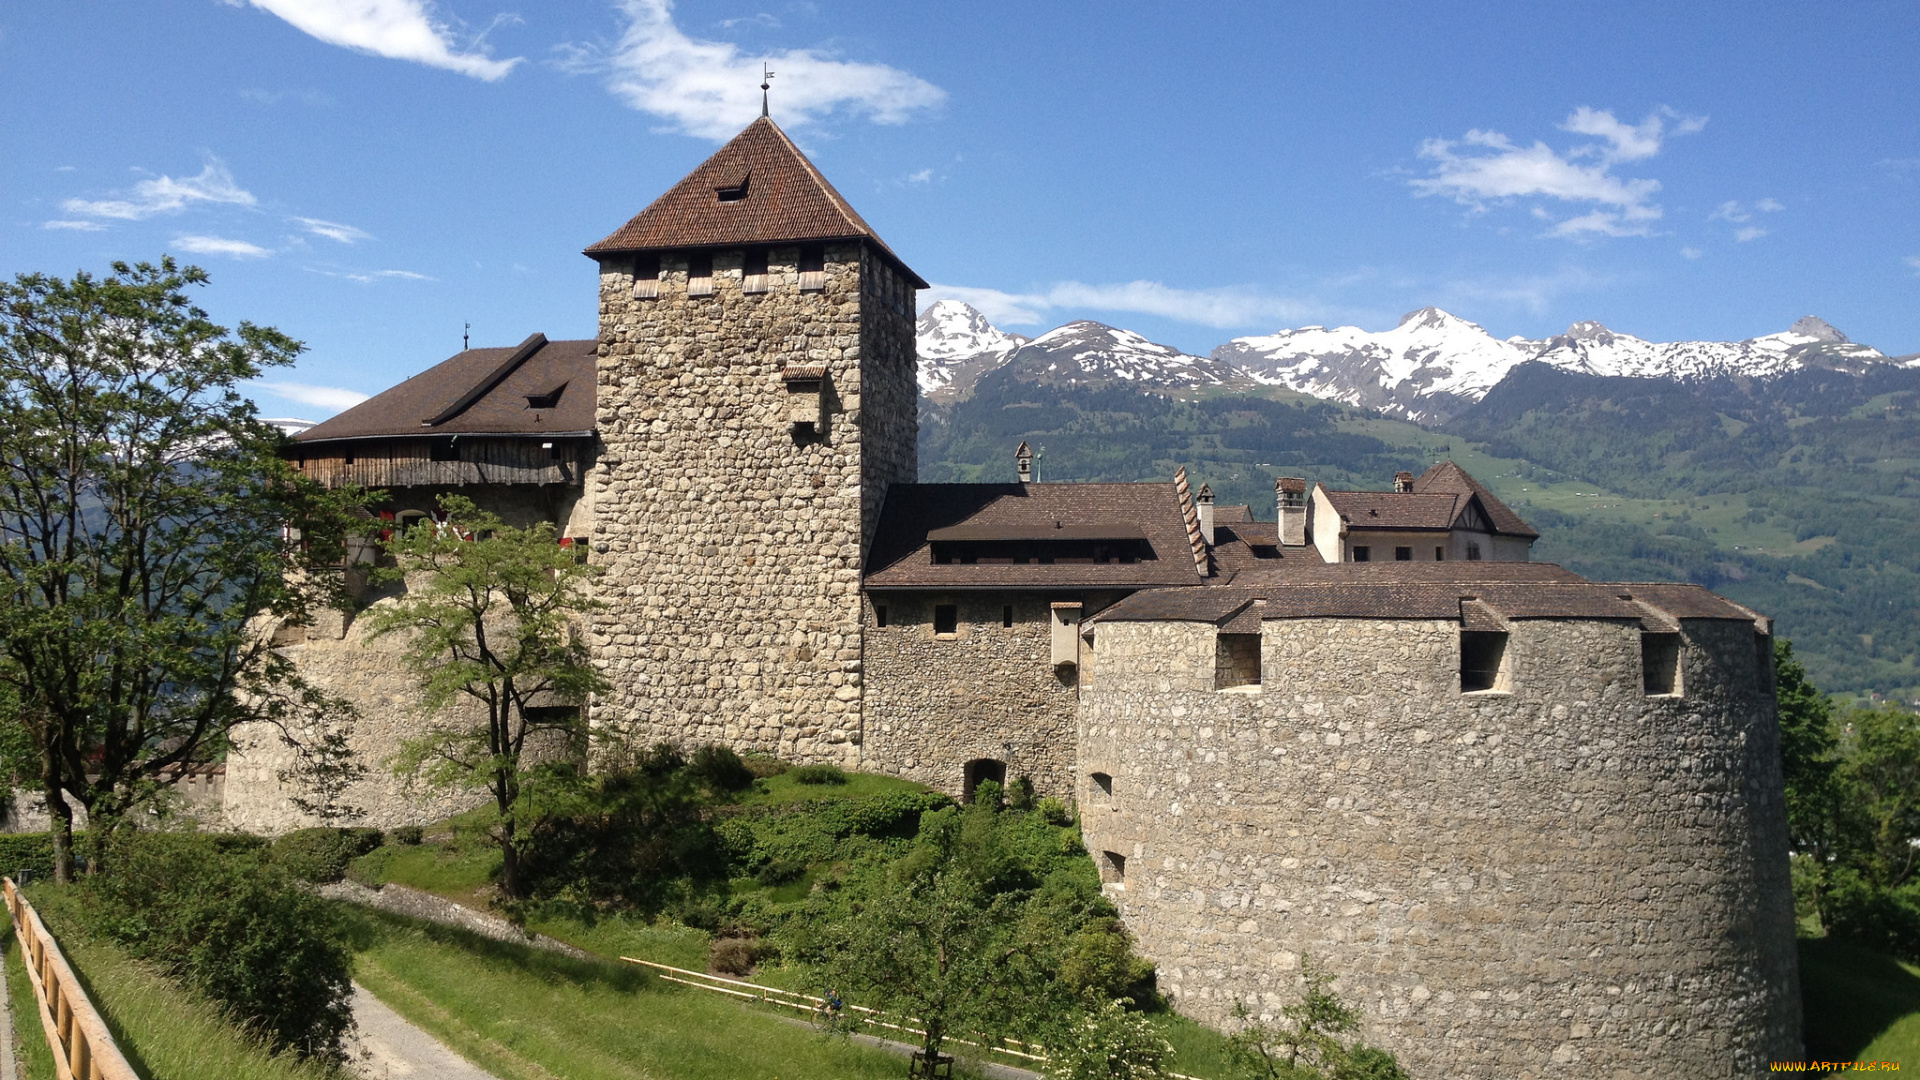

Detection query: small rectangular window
xmin=1215 ymin=633 xmax=1262 ymax=690
xmin=1460 ymin=630 xmax=1509 ymax=693
xmin=743 ymin=248 xmax=769 ymax=295
xmin=933 ymin=604 xmax=958 ymax=635
xmin=1467 ymin=541 xmax=1482 ymax=561
xmin=1352 ymin=546 xmax=1370 ymax=562
xmin=1643 ymin=632 xmax=1682 ymax=696
xmin=1435 ymin=547 xmax=1445 ymax=561
xmin=429 ymin=439 xmax=458 ymax=462
xmin=1091 ymin=772 xmax=1113 ymax=796
xmin=1002 ymin=605 xmax=1014 ymax=628
xmin=632 ymin=253 xmax=661 ymax=300
xmin=875 ymin=605 xmax=888 ymax=628
xmin=1755 ymin=631 xmax=1775 ymax=691
xmin=1100 ymin=850 xmax=1126 ymax=885
xmin=1395 ymin=546 xmax=1412 ymax=561
xmin=799 ymin=245 xmax=826 ymax=292
xmin=687 ymin=252 xmax=713 ymax=296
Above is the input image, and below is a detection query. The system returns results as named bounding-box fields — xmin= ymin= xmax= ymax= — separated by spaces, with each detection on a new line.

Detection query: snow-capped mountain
xmin=1000 ymin=320 xmax=1238 ymax=389
xmin=915 ymin=300 xmax=1027 ymax=401
xmin=915 ymin=301 xmax=1906 ymax=424
xmin=1213 ymin=307 xmax=1532 ymax=423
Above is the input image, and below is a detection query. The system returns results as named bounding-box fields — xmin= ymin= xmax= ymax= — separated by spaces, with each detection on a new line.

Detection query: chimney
xmin=1196 ymin=483 xmax=1215 ymax=546
xmin=1016 ymin=441 xmax=1035 ymax=484
xmin=1277 ymin=477 xmax=1307 ymax=547
xmin=1394 ymin=471 xmax=1415 ymax=493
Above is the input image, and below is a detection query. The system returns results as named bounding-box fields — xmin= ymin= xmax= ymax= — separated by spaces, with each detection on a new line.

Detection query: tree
xmin=1042 ymin=994 xmax=1174 ymax=1080
xmin=781 ymin=800 xmax=1048 ymax=1068
xmin=1777 ymin=639 xmax=1843 ymax=865
xmin=1226 ymin=956 xmax=1409 ymax=1080
xmin=366 ymin=493 xmax=606 ymax=900
xmin=0 ymin=259 xmax=365 ymax=880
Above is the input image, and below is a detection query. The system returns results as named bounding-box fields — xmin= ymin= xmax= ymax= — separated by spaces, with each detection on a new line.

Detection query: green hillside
xmin=919 ymin=361 xmax=1920 ymax=705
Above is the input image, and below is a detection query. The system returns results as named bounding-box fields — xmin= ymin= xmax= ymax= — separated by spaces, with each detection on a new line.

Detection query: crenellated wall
xmin=586 ymin=244 xmax=917 ymax=764
xmin=1077 ymin=614 xmax=1799 ymax=1080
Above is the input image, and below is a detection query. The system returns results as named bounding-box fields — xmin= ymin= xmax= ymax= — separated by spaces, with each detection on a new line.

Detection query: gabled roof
xmin=584 ymin=117 xmax=927 ymax=287
xmin=1413 ymin=461 xmax=1539 ymax=539
xmin=1321 ymin=490 xmax=1463 ymax=531
xmin=864 ymin=482 xmax=1205 ymax=589
xmin=294 ymin=335 xmax=597 ymax=443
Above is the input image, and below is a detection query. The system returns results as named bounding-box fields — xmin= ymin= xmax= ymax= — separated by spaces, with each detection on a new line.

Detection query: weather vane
xmin=761 ymin=63 xmax=774 ymax=118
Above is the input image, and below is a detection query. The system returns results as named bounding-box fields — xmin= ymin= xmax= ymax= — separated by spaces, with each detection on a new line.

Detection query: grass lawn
xmin=347 ymin=906 xmax=924 ymax=1080
xmin=5 ymin=928 xmax=55 ymax=1080
xmin=1800 ymin=935 xmax=1920 ymax=1070
xmin=10 ymin=890 xmax=336 ymax=1080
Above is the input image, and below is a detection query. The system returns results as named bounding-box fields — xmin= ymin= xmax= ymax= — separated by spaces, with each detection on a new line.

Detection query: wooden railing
xmin=3 ymin=878 xmax=138 ymax=1080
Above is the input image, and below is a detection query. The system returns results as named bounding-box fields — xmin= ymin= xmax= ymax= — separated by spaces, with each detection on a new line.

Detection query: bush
xmin=269 ymin=826 xmax=384 ymax=883
xmin=690 ymin=744 xmax=756 ymax=793
xmin=741 ymin=753 xmax=788 ymax=779
xmin=710 ymin=936 xmax=760 ymax=976
xmin=0 ymin=833 xmax=56 ymax=882
xmin=391 ymin=824 xmax=425 ymax=846
xmin=789 ymin=763 xmax=847 ymax=786
xmin=1008 ymin=775 xmax=1036 ymax=812
xmin=79 ymin=832 xmax=354 ymax=1063
xmin=518 ymin=762 xmax=729 ymax=914
xmin=1825 ymin=867 xmax=1920 ymax=958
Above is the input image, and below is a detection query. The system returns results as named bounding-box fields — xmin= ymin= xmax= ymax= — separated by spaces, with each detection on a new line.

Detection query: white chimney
xmin=1277 ymin=477 xmax=1307 ymax=547
xmin=1196 ymin=483 xmax=1215 ymax=546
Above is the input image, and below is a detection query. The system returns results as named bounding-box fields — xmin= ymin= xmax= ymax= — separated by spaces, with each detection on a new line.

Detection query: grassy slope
xmin=1799 ymin=936 xmax=1920 ymax=1068
xmin=5 ymin=930 xmax=54 ymax=1080
xmin=10 ymin=891 xmax=335 ymax=1080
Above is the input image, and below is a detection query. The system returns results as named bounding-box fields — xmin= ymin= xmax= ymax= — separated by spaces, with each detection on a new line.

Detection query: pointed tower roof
xmin=1412 ymin=461 xmax=1539 ymax=538
xmin=585 ymin=117 xmax=927 ymax=287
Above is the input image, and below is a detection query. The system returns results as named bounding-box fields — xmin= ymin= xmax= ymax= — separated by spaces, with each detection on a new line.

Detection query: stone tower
xmin=583 ymin=117 xmax=924 ymax=761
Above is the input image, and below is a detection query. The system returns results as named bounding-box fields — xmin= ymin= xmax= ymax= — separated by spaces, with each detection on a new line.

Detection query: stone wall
xmin=1077 ymin=615 xmax=1799 ymax=1079
xmin=862 ymin=592 xmax=1079 ymax=799
xmin=587 ymin=244 xmax=917 ymax=764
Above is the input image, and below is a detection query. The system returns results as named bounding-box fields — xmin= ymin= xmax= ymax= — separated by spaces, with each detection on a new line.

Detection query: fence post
xmin=3 ymin=877 xmax=140 ymax=1080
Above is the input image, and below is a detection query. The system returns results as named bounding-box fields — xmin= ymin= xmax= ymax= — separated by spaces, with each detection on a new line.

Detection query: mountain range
xmin=916 ymin=299 xmax=1917 ymax=423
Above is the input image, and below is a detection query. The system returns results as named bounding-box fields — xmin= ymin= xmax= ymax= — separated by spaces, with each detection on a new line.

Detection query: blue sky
xmin=4 ymin=0 xmax=1917 ymax=419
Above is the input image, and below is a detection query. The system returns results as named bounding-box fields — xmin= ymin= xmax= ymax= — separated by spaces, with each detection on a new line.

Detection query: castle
xmin=226 ymin=116 xmax=1801 ymax=1078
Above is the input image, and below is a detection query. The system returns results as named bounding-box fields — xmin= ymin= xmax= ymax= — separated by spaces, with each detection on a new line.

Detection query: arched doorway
xmin=962 ymin=758 xmax=1006 ymax=803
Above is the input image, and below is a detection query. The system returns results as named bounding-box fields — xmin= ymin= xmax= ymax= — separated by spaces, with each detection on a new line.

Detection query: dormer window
xmin=716 ymin=177 xmax=749 ymax=202
xmin=526 ymin=383 xmax=566 ymax=410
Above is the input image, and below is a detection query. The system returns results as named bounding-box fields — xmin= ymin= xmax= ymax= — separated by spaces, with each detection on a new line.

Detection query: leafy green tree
xmin=1226 ymin=956 xmax=1409 ymax=1080
xmin=0 ymin=259 xmax=365 ymax=880
xmin=1777 ymin=639 xmax=1843 ymax=865
xmin=366 ymin=493 xmax=607 ymax=900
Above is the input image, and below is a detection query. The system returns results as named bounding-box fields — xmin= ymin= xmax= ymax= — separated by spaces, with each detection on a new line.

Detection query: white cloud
xmin=1711 ymin=199 xmax=1782 ymax=240
xmin=306 ymin=267 xmax=433 ymax=284
xmin=591 ymin=0 xmax=944 ymax=139
xmin=42 ymin=220 xmax=106 ymax=232
xmin=252 ymin=380 xmax=371 ymax=412
xmin=1755 ymin=197 xmax=1785 ymax=213
xmin=1428 ymin=267 xmax=1609 ymax=317
xmin=62 ymin=157 xmax=256 ymax=221
xmin=1412 ymin=107 xmax=1705 ymax=239
xmin=922 ymin=280 xmax=1319 ymax=330
xmin=294 ymin=217 xmax=373 ymax=243
xmin=240 ymin=0 xmax=521 ymax=81
xmin=1710 ymin=200 xmax=1750 ymax=222
xmin=172 ymin=234 xmax=273 ymax=259
xmin=1907 ymin=256 xmax=1920 ymax=273
xmin=1681 ymin=246 xmax=1704 ymax=259
xmin=905 ymin=168 xmax=933 ymax=184
xmin=1733 ymin=226 xmax=1768 ymax=242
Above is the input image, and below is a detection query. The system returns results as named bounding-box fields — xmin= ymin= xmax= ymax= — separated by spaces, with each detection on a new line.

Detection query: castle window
xmin=1002 ymin=605 xmax=1014 ymax=628
xmin=1395 ymin=546 xmax=1412 ymax=561
xmin=875 ymin=605 xmax=888 ymax=628
xmin=632 ymin=253 xmax=661 ymax=300
xmin=1435 ymin=547 xmax=1445 ymax=561
xmin=1642 ymin=632 xmax=1682 ymax=696
xmin=963 ymin=758 xmax=1006 ymax=803
xmin=1755 ymin=630 xmax=1774 ymax=691
xmin=1099 ymin=850 xmax=1126 ymax=885
xmin=1352 ymin=545 xmax=1370 ymax=562
xmin=1460 ymin=630 xmax=1510 ymax=693
xmin=429 ymin=438 xmax=458 ymax=462
xmin=687 ymin=253 xmax=714 ymax=297
xmin=1091 ymin=772 xmax=1113 ymax=796
xmin=1215 ymin=633 xmax=1261 ymax=690
xmin=743 ymin=248 xmax=769 ymax=295
xmin=1467 ymin=541 xmax=1482 ymax=561
xmin=933 ymin=604 xmax=958 ymax=636
xmin=799 ymin=245 xmax=826 ymax=292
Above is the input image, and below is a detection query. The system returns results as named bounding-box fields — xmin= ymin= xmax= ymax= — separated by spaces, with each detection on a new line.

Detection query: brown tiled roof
xmin=1413 ymin=461 xmax=1539 ymax=539
xmin=1222 ymin=560 xmax=1581 ymax=588
xmin=294 ymin=336 xmax=597 ymax=443
xmin=865 ymin=482 xmax=1206 ymax=588
xmin=1321 ymin=490 xmax=1462 ymax=531
xmin=1214 ymin=504 xmax=1254 ymax=523
xmin=584 ymin=117 xmax=927 ymax=288
xmin=1092 ymin=564 xmax=1764 ymax=628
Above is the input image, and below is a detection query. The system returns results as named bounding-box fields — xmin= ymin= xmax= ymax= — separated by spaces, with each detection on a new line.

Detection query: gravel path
xmin=346 ymin=982 xmax=503 ymax=1080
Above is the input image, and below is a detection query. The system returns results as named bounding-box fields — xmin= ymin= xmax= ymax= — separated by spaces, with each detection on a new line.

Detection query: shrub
xmin=710 ymin=936 xmax=759 ymax=976
xmin=1035 ymin=797 xmax=1074 ymax=827
xmin=742 ymin=753 xmax=788 ymax=779
xmin=269 ymin=826 xmax=384 ymax=883
xmin=0 ymin=833 xmax=56 ymax=882
xmin=79 ymin=832 xmax=354 ymax=1063
xmin=391 ymin=824 xmax=425 ymax=846
xmin=1008 ymin=775 xmax=1036 ymax=812
xmin=789 ymin=763 xmax=847 ymax=786
xmin=690 ymin=744 xmax=756 ymax=793
xmin=518 ymin=762 xmax=729 ymax=913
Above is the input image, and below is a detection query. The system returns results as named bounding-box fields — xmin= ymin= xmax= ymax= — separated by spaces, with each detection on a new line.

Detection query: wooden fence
xmin=3 ymin=878 xmax=138 ymax=1080
xmin=619 ymin=955 xmax=1212 ymax=1080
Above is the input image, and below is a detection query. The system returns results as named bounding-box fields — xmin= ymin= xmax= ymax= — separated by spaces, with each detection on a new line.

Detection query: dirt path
xmin=347 ymin=982 xmax=503 ymax=1080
